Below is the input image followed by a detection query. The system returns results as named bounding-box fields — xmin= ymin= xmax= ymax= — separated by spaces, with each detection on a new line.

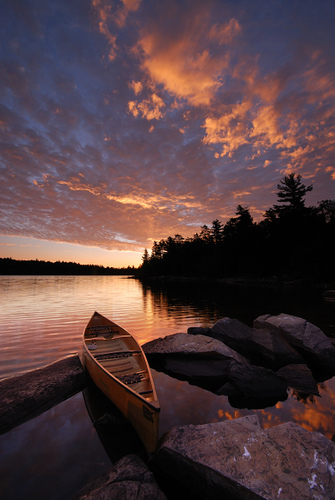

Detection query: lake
xmin=0 ymin=275 xmax=334 ymax=499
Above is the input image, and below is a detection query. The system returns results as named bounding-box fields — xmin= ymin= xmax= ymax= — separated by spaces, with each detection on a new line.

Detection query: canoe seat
xmin=118 ymin=372 xmax=146 ymax=385
xmin=95 ymin=350 xmax=141 ymax=361
xmin=86 ymin=326 xmax=117 ymax=337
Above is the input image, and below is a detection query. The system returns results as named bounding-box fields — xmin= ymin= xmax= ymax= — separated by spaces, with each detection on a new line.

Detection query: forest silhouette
xmin=0 ymin=258 xmax=135 ymax=275
xmin=140 ymin=174 xmax=335 ymax=282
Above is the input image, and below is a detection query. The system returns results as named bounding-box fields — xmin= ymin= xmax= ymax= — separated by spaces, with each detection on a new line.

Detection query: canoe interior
xmin=82 ymin=311 xmax=160 ymax=454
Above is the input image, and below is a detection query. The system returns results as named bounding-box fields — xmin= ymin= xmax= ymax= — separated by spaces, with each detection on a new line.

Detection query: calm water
xmin=0 ymin=275 xmax=334 ymax=499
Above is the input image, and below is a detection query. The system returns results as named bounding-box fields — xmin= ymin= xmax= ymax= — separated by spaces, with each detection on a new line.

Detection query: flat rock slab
xmin=143 ymin=332 xmax=248 ymax=365
xmin=143 ymin=333 xmax=249 ymax=392
xmin=151 ymin=415 xmax=335 ymax=500
xmin=0 ymin=354 xmax=88 ymax=434
xmin=78 ymin=454 xmax=166 ymax=500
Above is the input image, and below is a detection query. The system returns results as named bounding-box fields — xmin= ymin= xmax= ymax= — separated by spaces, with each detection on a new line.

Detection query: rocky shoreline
xmin=1 ymin=313 xmax=335 ymax=498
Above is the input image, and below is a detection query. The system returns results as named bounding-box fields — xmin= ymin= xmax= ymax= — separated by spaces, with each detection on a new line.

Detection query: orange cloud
xmin=202 ymin=100 xmax=251 ymax=156
xmin=128 ymin=92 xmax=165 ymax=120
xmin=92 ymin=0 xmax=117 ymax=60
xmin=122 ymin=0 xmax=141 ymax=12
xmin=208 ymin=18 xmax=241 ymax=44
xmin=136 ymin=17 xmax=240 ymax=106
xmin=92 ymin=0 xmax=142 ymax=59
xmin=58 ymin=177 xmax=200 ymax=214
xmin=129 ymin=80 xmax=143 ymax=95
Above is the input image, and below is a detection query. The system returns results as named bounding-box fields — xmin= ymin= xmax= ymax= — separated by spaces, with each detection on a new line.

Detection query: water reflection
xmin=154 ymin=369 xmax=335 ymax=440
xmin=0 ymin=393 xmax=110 ymax=500
xmin=0 ymin=276 xmax=334 ymax=498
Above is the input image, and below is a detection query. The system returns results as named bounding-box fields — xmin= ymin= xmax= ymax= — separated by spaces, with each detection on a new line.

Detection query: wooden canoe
xmin=82 ymin=311 xmax=160 ymax=455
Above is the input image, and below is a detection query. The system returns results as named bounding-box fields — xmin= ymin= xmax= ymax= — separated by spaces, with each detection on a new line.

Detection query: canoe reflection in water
xmin=83 ymin=383 xmax=147 ymax=463
xmin=82 ymin=311 xmax=160 ymax=457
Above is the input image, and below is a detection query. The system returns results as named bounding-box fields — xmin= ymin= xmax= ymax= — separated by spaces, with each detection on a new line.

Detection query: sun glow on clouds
xmin=0 ymin=0 xmax=334 ymax=266
xmin=59 ymin=177 xmax=199 ymax=213
xmin=135 ymin=16 xmax=240 ymax=107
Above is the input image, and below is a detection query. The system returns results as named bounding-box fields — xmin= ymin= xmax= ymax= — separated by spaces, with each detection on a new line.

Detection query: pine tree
xmin=274 ymin=173 xmax=313 ymax=211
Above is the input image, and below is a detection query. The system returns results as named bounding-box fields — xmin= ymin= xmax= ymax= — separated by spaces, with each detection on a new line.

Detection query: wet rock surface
xmin=0 ymin=354 xmax=88 ymax=434
xmin=151 ymin=415 xmax=335 ymax=500
xmin=78 ymin=454 xmax=167 ymax=500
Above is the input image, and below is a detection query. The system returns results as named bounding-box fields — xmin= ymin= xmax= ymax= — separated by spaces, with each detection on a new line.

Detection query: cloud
xmin=128 ymin=92 xmax=165 ymax=120
xmin=0 ymin=0 xmax=334 ymax=263
xmin=133 ymin=6 xmax=240 ymax=106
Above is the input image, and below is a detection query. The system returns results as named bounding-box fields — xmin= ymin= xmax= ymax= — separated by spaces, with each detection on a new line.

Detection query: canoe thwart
xmin=95 ymin=350 xmax=141 ymax=361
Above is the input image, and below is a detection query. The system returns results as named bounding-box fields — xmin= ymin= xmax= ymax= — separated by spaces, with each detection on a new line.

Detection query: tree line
xmin=0 ymin=258 xmax=136 ymax=275
xmin=140 ymin=174 xmax=335 ymax=282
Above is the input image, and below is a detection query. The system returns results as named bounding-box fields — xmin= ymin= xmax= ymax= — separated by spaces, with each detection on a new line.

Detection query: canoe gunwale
xmin=83 ymin=312 xmax=160 ymax=412
xmin=83 ymin=344 xmax=160 ymax=412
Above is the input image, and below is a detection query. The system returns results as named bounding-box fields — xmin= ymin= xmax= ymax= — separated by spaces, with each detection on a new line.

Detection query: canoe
xmin=82 ymin=311 xmax=160 ymax=454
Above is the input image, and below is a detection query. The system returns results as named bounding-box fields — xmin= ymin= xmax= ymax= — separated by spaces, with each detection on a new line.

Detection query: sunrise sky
xmin=1 ymin=0 xmax=334 ymax=267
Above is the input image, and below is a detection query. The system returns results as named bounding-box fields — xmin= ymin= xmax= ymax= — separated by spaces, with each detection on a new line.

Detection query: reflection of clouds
xmin=0 ymin=393 xmax=110 ymax=499
xmin=289 ymin=378 xmax=335 ymax=439
xmin=154 ymin=369 xmax=335 ymax=441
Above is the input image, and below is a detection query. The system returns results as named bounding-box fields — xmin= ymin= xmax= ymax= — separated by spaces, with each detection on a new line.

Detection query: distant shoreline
xmin=0 ymin=258 xmax=138 ymax=276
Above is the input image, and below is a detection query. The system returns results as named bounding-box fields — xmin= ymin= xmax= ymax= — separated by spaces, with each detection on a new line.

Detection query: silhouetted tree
xmin=211 ymin=219 xmax=224 ymax=243
xmin=274 ymin=173 xmax=313 ymax=213
xmin=317 ymin=199 xmax=335 ymax=224
xmin=139 ymin=175 xmax=334 ymax=281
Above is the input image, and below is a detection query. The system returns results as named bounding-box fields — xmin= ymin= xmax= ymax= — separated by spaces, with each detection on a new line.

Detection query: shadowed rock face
xmin=254 ymin=313 xmax=335 ymax=374
xmin=208 ymin=317 xmax=305 ymax=369
xmin=151 ymin=415 xmax=335 ymax=500
xmin=78 ymin=454 xmax=167 ymax=500
xmin=217 ymin=362 xmax=288 ymax=401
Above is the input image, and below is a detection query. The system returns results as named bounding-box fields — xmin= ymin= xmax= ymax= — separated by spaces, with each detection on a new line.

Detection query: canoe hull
xmin=82 ymin=312 xmax=160 ymax=455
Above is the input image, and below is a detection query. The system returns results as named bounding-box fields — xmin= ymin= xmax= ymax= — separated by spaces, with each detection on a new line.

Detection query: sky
xmin=1 ymin=0 xmax=334 ymax=268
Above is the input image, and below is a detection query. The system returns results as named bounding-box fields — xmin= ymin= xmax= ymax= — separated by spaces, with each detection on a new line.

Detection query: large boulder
xmin=254 ymin=313 xmax=335 ymax=375
xmin=151 ymin=415 xmax=335 ymax=500
xmin=192 ymin=317 xmax=304 ymax=369
xmin=143 ymin=332 xmax=247 ymax=364
xmin=78 ymin=454 xmax=166 ymax=499
xmin=143 ymin=333 xmax=248 ymax=390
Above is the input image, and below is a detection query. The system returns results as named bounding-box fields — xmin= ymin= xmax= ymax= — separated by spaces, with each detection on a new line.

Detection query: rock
xmin=163 ymin=357 xmax=232 ymax=382
xmin=254 ymin=313 xmax=335 ymax=374
xmin=0 ymin=354 xmax=88 ymax=434
xmin=218 ymin=363 xmax=288 ymax=408
xmin=323 ymin=289 xmax=335 ymax=302
xmin=187 ymin=326 xmax=211 ymax=336
xmin=208 ymin=317 xmax=304 ymax=369
xmin=143 ymin=332 xmax=247 ymax=365
xmin=143 ymin=333 xmax=249 ymax=391
xmin=151 ymin=415 xmax=335 ymax=500
xmin=276 ymin=364 xmax=319 ymax=395
xmin=78 ymin=454 xmax=166 ymax=500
